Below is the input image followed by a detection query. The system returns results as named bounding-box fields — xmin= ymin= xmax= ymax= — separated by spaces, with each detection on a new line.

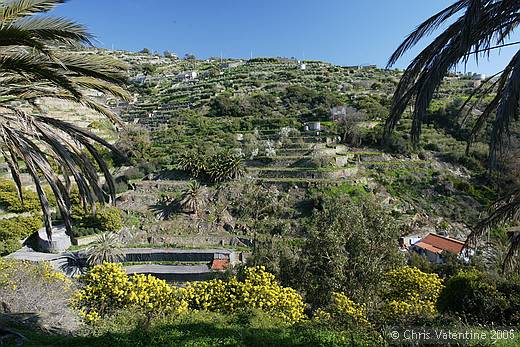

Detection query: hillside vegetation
xmin=2 ymin=49 xmax=520 ymax=346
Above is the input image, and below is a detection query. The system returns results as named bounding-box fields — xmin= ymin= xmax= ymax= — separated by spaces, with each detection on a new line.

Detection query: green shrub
xmin=0 ymin=237 xmax=22 ymax=256
xmin=0 ymin=180 xmax=40 ymax=213
xmin=122 ymin=167 xmax=143 ymax=180
xmin=79 ymin=206 xmax=123 ymax=233
xmin=0 ymin=214 xmax=43 ymax=255
xmin=0 ymin=214 xmax=43 ymax=240
xmin=437 ymin=270 xmax=508 ymax=324
xmin=72 ymin=226 xmax=103 ymax=238
xmin=496 ymin=276 xmax=520 ymax=325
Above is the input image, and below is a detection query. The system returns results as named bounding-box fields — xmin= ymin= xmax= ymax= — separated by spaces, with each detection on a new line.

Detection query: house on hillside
xmin=303 ymin=121 xmax=321 ymax=131
xmin=473 ymin=73 xmax=486 ymax=80
xmin=221 ymin=61 xmax=245 ymax=69
xmin=410 ymin=233 xmax=474 ymax=264
xmin=176 ymin=71 xmax=198 ymax=81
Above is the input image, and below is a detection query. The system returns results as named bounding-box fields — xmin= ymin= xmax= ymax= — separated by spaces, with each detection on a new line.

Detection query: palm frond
xmin=385 ymin=0 xmax=520 ymax=157
xmin=468 ymin=190 xmax=520 ymax=246
xmin=503 ymin=231 xmax=520 ymax=273
xmin=0 ymin=0 xmax=65 ymax=23
xmin=387 ymin=0 xmax=469 ymax=66
xmin=11 ymin=16 xmax=92 ymax=45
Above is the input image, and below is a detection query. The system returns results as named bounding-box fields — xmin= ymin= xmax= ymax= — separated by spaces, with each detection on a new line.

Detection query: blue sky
xmin=51 ymin=0 xmax=518 ymax=74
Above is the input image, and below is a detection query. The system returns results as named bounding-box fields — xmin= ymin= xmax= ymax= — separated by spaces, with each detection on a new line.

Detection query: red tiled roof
xmin=414 ymin=241 xmax=443 ymax=254
xmin=416 ymin=233 xmax=465 ymax=254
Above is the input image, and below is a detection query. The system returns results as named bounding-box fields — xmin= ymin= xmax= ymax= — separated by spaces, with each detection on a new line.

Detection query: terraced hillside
xmin=1 ymin=49 xmax=506 ymax=279
xmin=87 ymin=49 xmax=499 ymax=244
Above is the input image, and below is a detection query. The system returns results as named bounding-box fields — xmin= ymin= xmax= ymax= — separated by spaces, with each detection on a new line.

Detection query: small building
xmin=221 ymin=61 xmax=245 ymax=69
xmin=472 ymin=73 xmax=486 ymax=81
xmin=300 ymin=63 xmax=306 ymax=70
xmin=399 ymin=234 xmax=422 ymax=250
xmin=176 ymin=71 xmax=198 ymax=80
xmin=411 ymin=233 xmax=473 ymax=264
xmin=305 ymin=121 xmax=321 ymax=131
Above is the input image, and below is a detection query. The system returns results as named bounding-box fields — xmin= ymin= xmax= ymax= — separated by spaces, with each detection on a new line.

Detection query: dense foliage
xmin=438 ymin=269 xmax=520 ymax=325
xmin=299 ymin=195 xmax=404 ymax=307
xmin=177 ymin=150 xmax=244 ymax=182
xmin=0 ymin=214 xmax=43 ymax=255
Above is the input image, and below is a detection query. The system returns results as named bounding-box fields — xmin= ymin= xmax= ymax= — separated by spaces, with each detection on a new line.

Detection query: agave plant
xmin=179 ymin=180 xmax=208 ymax=215
xmin=384 ymin=0 xmax=520 ymax=272
xmin=0 ymin=0 xmax=130 ymax=240
xmin=206 ymin=151 xmax=244 ymax=182
xmin=59 ymin=251 xmax=88 ymax=277
xmin=176 ymin=150 xmax=207 ymax=177
xmin=86 ymin=232 xmax=125 ymax=266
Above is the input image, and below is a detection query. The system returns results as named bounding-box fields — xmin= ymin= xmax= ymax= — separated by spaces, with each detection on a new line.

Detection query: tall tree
xmin=0 ymin=0 xmax=130 ymax=239
xmin=384 ymin=0 xmax=520 ymax=271
xmin=298 ymin=195 xmax=403 ymax=308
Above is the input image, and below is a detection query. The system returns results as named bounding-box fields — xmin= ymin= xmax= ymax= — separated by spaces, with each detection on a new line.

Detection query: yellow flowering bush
xmin=74 ymin=264 xmax=305 ymax=324
xmin=184 ymin=266 xmax=306 ymax=323
xmin=381 ymin=266 xmax=443 ymax=321
xmin=73 ymin=263 xmax=187 ymax=323
xmin=313 ymin=292 xmax=370 ymax=327
xmin=72 ymin=262 xmax=131 ymax=322
xmin=128 ymin=274 xmax=188 ymax=315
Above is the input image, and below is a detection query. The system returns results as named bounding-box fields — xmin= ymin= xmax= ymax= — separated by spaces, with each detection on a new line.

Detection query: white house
xmin=176 ymin=71 xmax=198 ymax=80
xmin=411 ymin=233 xmax=474 ymax=264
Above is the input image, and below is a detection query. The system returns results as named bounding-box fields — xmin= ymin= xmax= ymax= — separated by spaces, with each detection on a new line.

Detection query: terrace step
xmin=249 ymin=166 xmax=358 ymax=179
xmin=258 ymin=135 xmax=326 ymax=143
xmin=124 ymin=264 xmax=215 ymax=282
xmin=256 ymin=177 xmax=346 ymax=186
xmin=122 ymin=248 xmax=235 ymax=263
xmin=361 ymin=160 xmax=429 ymax=169
xmin=276 ymin=149 xmax=313 ymax=156
xmin=247 ymin=156 xmax=313 ymax=167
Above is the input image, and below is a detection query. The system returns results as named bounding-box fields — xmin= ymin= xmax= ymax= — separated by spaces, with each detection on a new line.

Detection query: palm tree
xmin=179 ymin=181 xmax=208 ymax=215
xmin=385 ymin=0 xmax=520 ymax=272
xmin=0 ymin=0 xmax=130 ymax=240
xmin=86 ymin=232 xmax=125 ymax=266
